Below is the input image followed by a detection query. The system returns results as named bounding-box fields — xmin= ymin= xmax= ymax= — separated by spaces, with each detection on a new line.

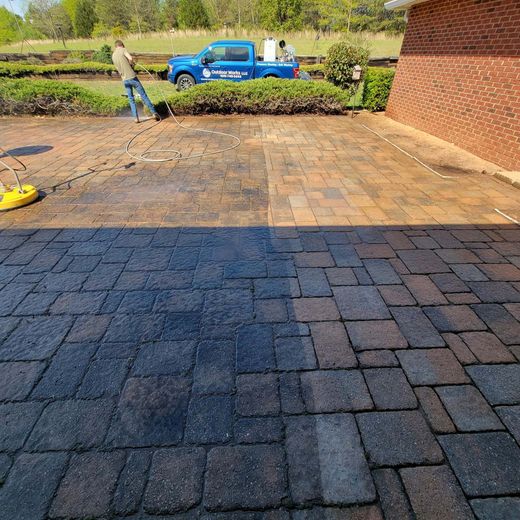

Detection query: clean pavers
xmin=0 ymin=116 xmax=520 ymax=519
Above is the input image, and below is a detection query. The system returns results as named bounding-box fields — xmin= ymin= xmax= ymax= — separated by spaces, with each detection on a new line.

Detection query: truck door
xmin=199 ymin=45 xmax=253 ymax=82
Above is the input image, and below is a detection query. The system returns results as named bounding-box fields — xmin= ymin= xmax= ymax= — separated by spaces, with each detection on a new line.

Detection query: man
xmin=112 ymin=40 xmax=160 ymax=123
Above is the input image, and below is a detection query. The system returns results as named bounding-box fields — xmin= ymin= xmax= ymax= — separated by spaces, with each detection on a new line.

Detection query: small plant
xmin=362 ymin=67 xmax=395 ymax=112
xmin=324 ymin=41 xmax=369 ymax=94
xmin=92 ymin=44 xmax=113 ymax=64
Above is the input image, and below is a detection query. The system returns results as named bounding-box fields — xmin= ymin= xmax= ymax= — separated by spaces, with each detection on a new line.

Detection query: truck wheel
xmin=176 ymin=74 xmax=195 ymax=91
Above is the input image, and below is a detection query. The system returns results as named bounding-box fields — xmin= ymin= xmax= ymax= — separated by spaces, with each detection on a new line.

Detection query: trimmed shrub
xmin=0 ymin=78 xmax=127 ymax=115
xmin=324 ymin=42 xmax=369 ymax=93
xmin=300 ymin=63 xmax=325 ymax=73
xmin=362 ymin=67 xmax=395 ymax=112
xmin=0 ymin=62 xmax=167 ymax=78
xmin=92 ymin=44 xmax=113 ymax=64
xmin=159 ymin=78 xmax=351 ymax=115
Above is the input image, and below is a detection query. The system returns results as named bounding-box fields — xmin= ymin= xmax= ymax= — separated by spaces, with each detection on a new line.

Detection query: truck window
xmin=204 ymin=46 xmax=250 ymax=63
xmin=224 ymin=47 xmax=250 ymax=62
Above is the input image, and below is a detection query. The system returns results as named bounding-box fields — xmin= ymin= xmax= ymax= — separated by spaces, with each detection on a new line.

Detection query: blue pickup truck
xmin=167 ymin=40 xmax=300 ymax=90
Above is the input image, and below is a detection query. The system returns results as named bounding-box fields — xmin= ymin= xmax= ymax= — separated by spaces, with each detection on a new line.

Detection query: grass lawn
xmin=0 ymin=31 xmax=403 ymax=57
xmin=65 ymin=79 xmax=178 ymax=103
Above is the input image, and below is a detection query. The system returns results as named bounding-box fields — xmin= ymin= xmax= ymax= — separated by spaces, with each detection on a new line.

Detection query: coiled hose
xmin=124 ymin=64 xmax=241 ymax=163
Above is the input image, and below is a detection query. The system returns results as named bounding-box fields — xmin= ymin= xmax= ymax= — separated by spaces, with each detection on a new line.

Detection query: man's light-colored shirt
xmin=112 ymin=47 xmax=137 ymax=81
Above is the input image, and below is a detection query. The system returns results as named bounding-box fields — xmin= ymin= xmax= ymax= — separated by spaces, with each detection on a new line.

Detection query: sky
xmin=1 ymin=0 xmax=25 ymax=16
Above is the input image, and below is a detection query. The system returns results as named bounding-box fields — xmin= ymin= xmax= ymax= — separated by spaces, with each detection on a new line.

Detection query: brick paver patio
xmin=1 ymin=115 xmax=520 ymax=519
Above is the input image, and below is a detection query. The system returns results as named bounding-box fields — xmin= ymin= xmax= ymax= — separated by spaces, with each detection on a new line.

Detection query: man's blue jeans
xmin=123 ymin=77 xmax=156 ymax=119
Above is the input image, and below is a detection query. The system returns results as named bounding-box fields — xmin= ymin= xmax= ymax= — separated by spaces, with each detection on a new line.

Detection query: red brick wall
xmin=386 ymin=0 xmax=520 ymax=171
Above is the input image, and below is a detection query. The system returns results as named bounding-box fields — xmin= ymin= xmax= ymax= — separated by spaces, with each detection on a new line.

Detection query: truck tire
xmin=176 ymin=73 xmax=195 ymax=91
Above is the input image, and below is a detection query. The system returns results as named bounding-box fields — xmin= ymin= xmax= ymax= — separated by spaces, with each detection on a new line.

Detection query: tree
xmin=259 ymin=0 xmax=303 ymax=31
xmin=161 ymin=0 xmax=179 ymax=29
xmin=0 ymin=6 xmax=19 ymax=44
xmin=62 ymin=0 xmax=78 ymax=32
xmin=351 ymin=0 xmax=405 ymax=33
xmin=177 ymin=0 xmax=210 ymax=29
xmin=26 ymin=0 xmax=73 ymax=41
xmin=74 ymin=0 xmax=96 ymax=37
xmin=130 ymin=0 xmax=161 ymax=34
xmin=95 ymin=0 xmax=131 ymax=30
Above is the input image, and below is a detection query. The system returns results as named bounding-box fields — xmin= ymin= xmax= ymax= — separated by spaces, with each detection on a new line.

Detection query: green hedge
xmin=362 ymin=67 xmax=395 ymax=112
xmin=161 ymin=78 xmax=351 ymax=115
xmin=0 ymin=61 xmax=167 ymax=78
xmin=300 ymin=63 xmax=325 ymax=74
xmin=0 ymin=78 xmax=127 ymax=115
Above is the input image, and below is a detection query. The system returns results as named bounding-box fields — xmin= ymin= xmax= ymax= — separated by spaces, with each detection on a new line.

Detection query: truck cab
xmin=167 ymin=40 xmax=300 ymax=90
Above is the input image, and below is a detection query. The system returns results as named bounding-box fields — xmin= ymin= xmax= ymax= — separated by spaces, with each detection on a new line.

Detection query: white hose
xmin=360 ymin=123 xmax=454 ymax=180
xmin=124 ymin=64 xmax=241 ymax=163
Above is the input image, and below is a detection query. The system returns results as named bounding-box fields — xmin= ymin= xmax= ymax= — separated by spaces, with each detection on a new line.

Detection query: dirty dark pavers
xmin=470 ymin=497 xmax=520 ymax=520
xmin=291 ymin=297 xmax=340 ymax=322
xmin=397 ymin=250 xmax=450 ymax=274
xmin=400 ymin=466 xmax=474 ymax=520
xmin=185 ymin=395 xmax=233 ymax=444
xmin=300 ymin=370 xmax=373 ymax=413
xmin=357 ymin=410 xmax=443 ymax=466
xmin=397 ymin=349 xmax=470 ymax=386
xmin=346 ymin=320 xmax=407 ymax=350
xmin=414 ymin=386 xmax=456 ymax=433
xmin=471 ymin=304 xmax=520 ymax=345
xmin=193 ymin=340 xmax=234 ymax=394
xmin=26 ymin=399 xmax=113 ymax=450
xmin=333 ymin=286 xmax=390 ymax=320
xmin=372 ymin=468 xmax=414 ymax=520
xmin=112 ymin=451 xmax=151 ymax=516
xmin=0 ymin=315 xmax=73 ymax=361
xmin=309 ymin=322 xmax=357 ymax=368
xmin=2 ymin=215 xmax=520 ymax=520
xmin=402 ymin=275 xmax=448 ymax=305
xmin=458 ymin=331 xmax=516 ymax=363
xmin=275 ymin=336 xmax=317 ymax=370
xmin=106 ymin=376 xmax=190 ymax=447
xmin=0 ymin=402 xmax=44 ymax=451
xmin=423 ymin=305 xmax=486 ymax=332
xmin=235 ymin=417 xmax=284 ymax=444
xmin=390 ymin=306 xmax=445 ymax=347
xmin=0 ymin=453 xmax=67 ymax=520
xmin=286 ymin=414 xmax=375 ymax=506
xmin=363 ymin=368 xmax=417 ymax=410
xmin=133 ymin=340 xmax=195 ymax=376
xmin=50 ymin=452 xmax=125 ymax=518
xmin=435 ymin=385 xmax=503 ymax=431
xmin=496 ymin=406 xmax=520 ymax=443
xmin=0 ymin=361 xmax=45 ymax=400
xmin=143 ymin=449 xmax=205 ymax=514
xmin=237 ymin=373 xmax=280 ymax=416
xmin=466 ymin=364 xmax=520 ymax=405
xmin=439 ymin=433 xmax=520 ymax=496
xmin=236 ymin=324 xmax=276 ymax=373
xmin=204 ymin=445 xmax=286 ymax=511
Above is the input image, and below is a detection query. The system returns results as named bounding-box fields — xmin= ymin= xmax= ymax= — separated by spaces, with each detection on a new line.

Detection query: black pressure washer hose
xmin=124 ymin=64 xmax=241 ymax=163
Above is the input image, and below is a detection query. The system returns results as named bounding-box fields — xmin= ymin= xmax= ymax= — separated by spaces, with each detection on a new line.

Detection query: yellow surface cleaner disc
xmin=0 ymin=184 xmax=39 ymax=211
